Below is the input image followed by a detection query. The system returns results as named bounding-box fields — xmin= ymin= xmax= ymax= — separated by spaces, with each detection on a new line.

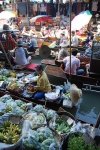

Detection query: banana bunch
xmin=20 ymin=104 xmax=27 ymax=110
xmin=9 ymin=71 xmax=16 ymax=78
xmin=0 ymin=121 xmax=21 ymax=144
xmin=4 ymin=106 xmax=12 ymax=113
xmin=7 ymin=80 xmax=16 ymax=90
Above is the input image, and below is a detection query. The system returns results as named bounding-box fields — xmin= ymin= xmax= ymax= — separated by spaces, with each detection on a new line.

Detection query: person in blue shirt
xmin=14 ymin=40 xmax=31 ymax=67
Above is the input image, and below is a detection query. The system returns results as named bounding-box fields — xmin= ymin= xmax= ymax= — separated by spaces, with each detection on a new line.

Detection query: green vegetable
xmin=37 ymin=127 xmax=53 ymax=142
xmin=55 ymin=117 xmax=71 ymax=134
xmin=1 ymin=69 xmax=9 ymax=77
xmin=67 ymin=133 xmax=100 ymax=150
xmin=22 ymin=138 xmax=41 ymax=150
xmin=41 ymin=138 xmax=59 ymax=150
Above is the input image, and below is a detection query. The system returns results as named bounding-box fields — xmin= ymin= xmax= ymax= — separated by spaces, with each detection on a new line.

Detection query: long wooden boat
xmin=45 ymin=65 xmax=100 ymax=88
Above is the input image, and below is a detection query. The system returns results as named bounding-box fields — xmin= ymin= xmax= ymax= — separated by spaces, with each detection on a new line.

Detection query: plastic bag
xmin=37 ymin=127 xmax=53 ymax=142
xmin=46 ymin=109 xmax=57 ymax=120
xmin=30 ymin=113 xmax=46 ymax=129
xmin=33 ymin=105 xmax=44 ymax=113
xmin=41 ymin=138 xmax=60 ymax=150
xmin=22 ymin=120 xmax=41 ymax=150
xmin=0 ymin=101 xmax=6 ymax=112
xmin=64 ymin=80 xmax=71 ymax=92
xmin=0 ymin=94 xmax=13 ymax=103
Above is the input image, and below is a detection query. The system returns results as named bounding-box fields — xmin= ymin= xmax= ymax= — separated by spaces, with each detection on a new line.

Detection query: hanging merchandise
xmin=40 ymin=3 xmax=47 ymax=15
xmin=17 ymin=2 xmax=27 ymax=16
xmin=92 ymin=1 xmax=98 ymax=12
xmin=32 ymin=3 xmax=37 ymax=16
xmin=44 ymin=0 xmax=50 ymax=3
xmin=84 ymin=0 xmax=90 ymax=2
xmin=76 ymin=2 xmax=82 ymax=15
xmin=46 ymin=4 xmax=50 ymax=15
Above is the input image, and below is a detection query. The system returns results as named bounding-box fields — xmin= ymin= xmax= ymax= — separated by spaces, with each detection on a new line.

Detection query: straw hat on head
xmin=97 ymin=25 xmax=100 ymax=29
xmin=16 ymin=40 xmax=23 ymax=46
xmin=70 ymin=84 xmax=82 ymax=106
xmin=60 ymin=40 xmax=69 ymax=47
xmin=61 ymin=30 xmax=65 ymax=35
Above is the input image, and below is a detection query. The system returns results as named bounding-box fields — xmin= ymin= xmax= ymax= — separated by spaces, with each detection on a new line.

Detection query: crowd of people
xmin=0 ymin=15 xmax=100 ymax=73
xmin=0 ymin=15 xmax=99 ymax=99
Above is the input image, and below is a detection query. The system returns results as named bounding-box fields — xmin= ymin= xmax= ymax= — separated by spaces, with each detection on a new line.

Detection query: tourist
xmin=57 ymin=49 xmax=84 ymax=75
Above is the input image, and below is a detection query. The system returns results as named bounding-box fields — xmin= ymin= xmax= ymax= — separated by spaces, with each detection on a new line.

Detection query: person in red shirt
xmin=1 ymin=24 xmax=16 ymax=52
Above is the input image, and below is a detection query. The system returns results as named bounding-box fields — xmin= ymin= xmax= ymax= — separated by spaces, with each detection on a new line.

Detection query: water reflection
xmin=75 ymin=90 xmax=100 ymax=124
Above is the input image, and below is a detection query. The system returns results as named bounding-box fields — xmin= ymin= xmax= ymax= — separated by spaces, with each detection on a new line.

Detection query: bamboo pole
xmin=69 ymin=0 xmax=72 ymax=82
xmin=0 ymin=41 xmax=14 ymax=70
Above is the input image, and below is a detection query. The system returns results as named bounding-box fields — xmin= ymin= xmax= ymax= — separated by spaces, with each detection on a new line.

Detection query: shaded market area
xmin=0 ymin=0 xmax=100 ymax=149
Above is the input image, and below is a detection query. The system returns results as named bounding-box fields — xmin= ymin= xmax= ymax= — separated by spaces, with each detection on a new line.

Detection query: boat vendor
xmin=13 ymin=40 xmax=31 ymax=68
xmin=22 ymin=26 xmax=29 ymax=36
xmin=0 ymin=24 xmax=16 ymax=52
xmin=29 ymin=26 xmax=37 ymax=37
xmin=27 ymin=64 xmax=51 ymax=99
xmin=57 ymin=40 xmax=69 ymax=60
xmin=27 ymin=37 xmax=38 ymax=55
xmin=57 ymin=49 xmax=84 ymax=75
xmin=49 ymin=30 xmax=67 ymax=49
xmin=71 ymin=31 xmax=78 ymax=47
xmin=59 ymin=31 xmax=67 ymax=44
xmin=81 ymin=42 xmax=92 ymax=58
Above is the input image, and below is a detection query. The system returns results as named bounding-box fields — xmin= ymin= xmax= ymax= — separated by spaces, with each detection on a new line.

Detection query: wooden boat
xmin=45 ymin=64 xmax=100 ymax=88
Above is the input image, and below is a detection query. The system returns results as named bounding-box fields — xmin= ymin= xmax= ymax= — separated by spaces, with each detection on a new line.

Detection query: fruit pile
xmin=0 ymin=121 xmax=21 ymax=144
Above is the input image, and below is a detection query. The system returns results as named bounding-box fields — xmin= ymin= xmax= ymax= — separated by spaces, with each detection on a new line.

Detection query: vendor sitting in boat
xmin=27 ymin=64 xmax=51 ymax=99
xmin=57 ymin=40 xmax=69 ymax=60
xmin=13 ymin=39 xmax=31 ymax=68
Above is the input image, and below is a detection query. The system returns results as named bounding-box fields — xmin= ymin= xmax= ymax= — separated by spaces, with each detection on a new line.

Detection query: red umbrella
xmin=30 ymin=15 xmax=51 ymax=23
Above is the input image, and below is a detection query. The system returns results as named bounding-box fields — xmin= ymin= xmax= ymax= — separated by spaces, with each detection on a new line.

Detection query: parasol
xmin=71 ymin=10 xmax=92 ymax=31
xmin=30 ymin=15 xmax=51 ymax=23
xmin=0 ymin=11 xmax=17 ymax=20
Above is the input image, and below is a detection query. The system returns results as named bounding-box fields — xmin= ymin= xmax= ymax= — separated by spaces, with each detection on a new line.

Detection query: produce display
xmin=0 ymin=69 xmax=10 ymax=77
xmin=62 ymin=91 xmax=70 ymax=99
xmin=0 ymin=121 xmax=21 ymax=144
xmin=0 ymin=68 xmax=99 ymax=150
xmin=7 ymin=80 xmax=23 ymax=91
xmin=0 ymin=75 xmax=7 ymax=81
xmin=0 ymin=94 xmax=31 ymax=115
xmin=22 ymin=105 xmax=61 ymax=150
xmin=0 ymin=68 xmax=37 ymax=92
xmin=55 ymin=117 xmax=71 ymax=134
xmin=26 ymin=85 xmax=34 ymax=93
xmin=67 ymin=132 xmax=100 ymax=150
xmin=22 ymin=126 xmax=60 ymax=150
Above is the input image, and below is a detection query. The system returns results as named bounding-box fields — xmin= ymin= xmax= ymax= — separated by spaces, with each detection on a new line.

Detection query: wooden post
xmin=0 ymin=41 xmax=14 ymax=70
xmin=69 ymin=0 xmax=72 ymax=82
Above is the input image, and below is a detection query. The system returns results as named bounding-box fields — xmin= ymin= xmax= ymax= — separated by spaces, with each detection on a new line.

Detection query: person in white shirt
xmin=71 ymin=31 xmax=78 ymax=47
xmin=60 ymin=31 xmax=67 ymax=44
xmin=57 ymin=40 xmax=69 ymax=60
